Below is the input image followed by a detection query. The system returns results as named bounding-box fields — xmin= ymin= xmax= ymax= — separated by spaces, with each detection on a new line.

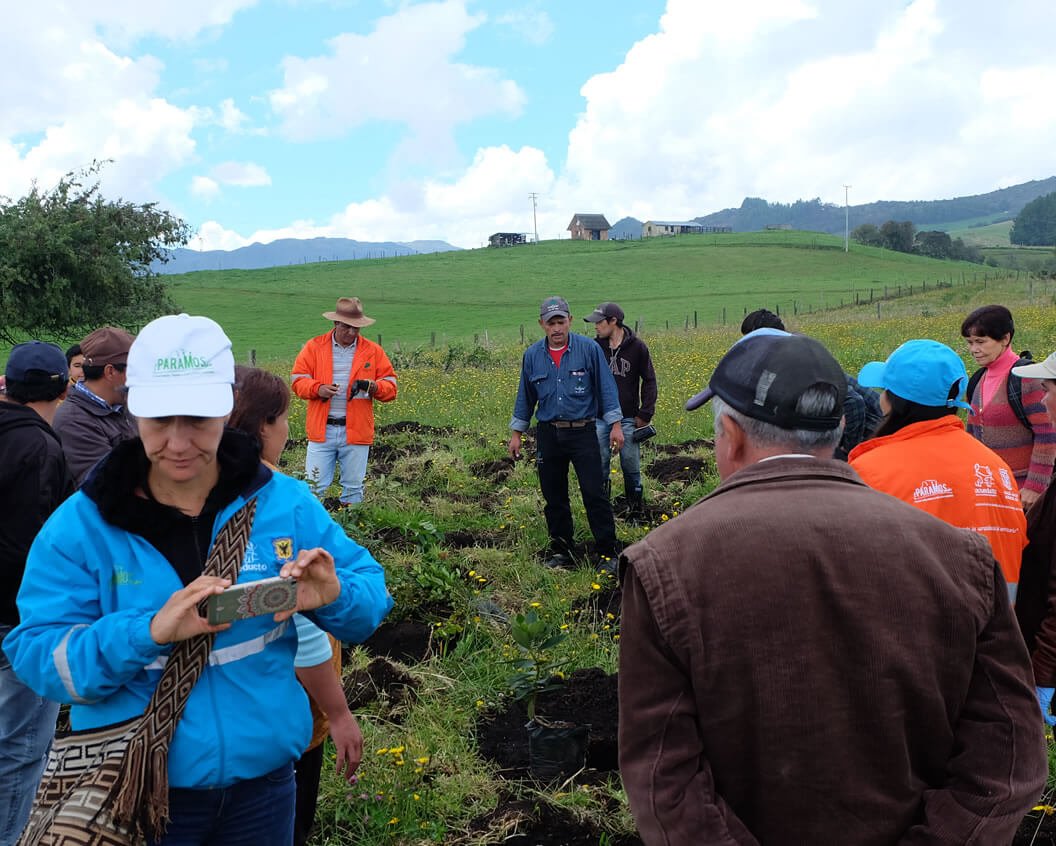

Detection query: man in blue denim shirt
xmin=509 ymin=296 xmax=624 ymax=569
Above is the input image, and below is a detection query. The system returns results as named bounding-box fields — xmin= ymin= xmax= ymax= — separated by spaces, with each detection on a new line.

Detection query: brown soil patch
xmin=467 ymin=798 xmax=643 ymax=846
xmin=651 ymin=438 xmax=714 ymax=455
xmin=342 ymin=657 xmax=418 ymax=711
xmin=1015 ymin=810 xmax=1056 ymax=845
xmin=476 ymin=668 xmax=619 ymax=777
xmin=470 ymin=457 xmax=516 ymax=484
xmin=362 ymin=620 xmax=434 ymax=663
xmin=647 ymin=455 xmax=709 ymax=483
xmin=378 ymin=420 xmax=453 ymax=437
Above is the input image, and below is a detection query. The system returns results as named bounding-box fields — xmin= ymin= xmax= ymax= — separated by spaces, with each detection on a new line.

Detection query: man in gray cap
xmin=618 ymin=330 xmax=1045 ymax=845
xmin=52 ymin=326 xmax=137 ymax=485
xmin=0 ymin=341 xmax=74 ymax=842
xmin=509 ymin=296 xmax=623 ymax=569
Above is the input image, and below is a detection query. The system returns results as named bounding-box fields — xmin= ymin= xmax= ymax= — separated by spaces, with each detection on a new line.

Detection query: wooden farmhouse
xmin=567 ymin=214 xmax=611 ymax=241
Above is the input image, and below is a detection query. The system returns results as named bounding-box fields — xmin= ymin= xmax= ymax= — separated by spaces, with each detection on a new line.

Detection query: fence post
xmin=877 ymin=302 xmax=881 ymax=320
xmin=431 ymin=331 xmax=436 ymax=347
xmin=635 ymin=319 xmax=640 ymax=333
xmin=519 ymin=324 xmax=525 ymax=345
xmin=793 ymin=300 xmax=798 ymax=315
xmin=694 ymin=310 xmax=698 ymax=328
xmin=378 ymin=333 xmax=382 ymax=347
xmin=249 ymin=349 xmax=256 ymax=365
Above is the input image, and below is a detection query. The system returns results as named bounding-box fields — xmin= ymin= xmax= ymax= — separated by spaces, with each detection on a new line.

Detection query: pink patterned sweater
xmin=966 ymin=346 xmax=1056 ymax=495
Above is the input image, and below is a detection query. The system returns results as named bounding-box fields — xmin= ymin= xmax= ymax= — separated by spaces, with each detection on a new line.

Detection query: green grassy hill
xmin=167 ymin=231 xmax=996 ymax=363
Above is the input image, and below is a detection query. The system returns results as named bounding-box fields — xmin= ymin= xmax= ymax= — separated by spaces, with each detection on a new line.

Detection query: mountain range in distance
xmin=157 ymin=177 xmax=1056 ymax=274
xmin=155 ymin=237 xmax=460 ymax=275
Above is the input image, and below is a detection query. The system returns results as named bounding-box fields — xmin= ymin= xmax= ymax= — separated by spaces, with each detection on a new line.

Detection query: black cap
xmin=540 ymin=296 xmax=570 ymax=320
xmin=685 ymin=331 xmax=846 ymax=431
xmin=5 ymin=341 xmax=68 ymax=384
xmin=584 ymin=302 xmax=624 ymax=323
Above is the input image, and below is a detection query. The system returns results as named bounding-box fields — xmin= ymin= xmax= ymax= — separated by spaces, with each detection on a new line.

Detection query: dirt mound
xmin=470 ymin=457 xmax=516 ymax=484
xmin=343 ymin=657 xmax=418 ymax=711
xmin=362 ymin=620 xmax=434 ymax=663
xmin=444 ymin=528 xmax=502 ymax=548
xmin=378 ymin=420 xmax=453 ymax=436
xmin=476 ymin=668 xmax=619 ymax=777
xmin=467 ymin=798 xmax=643 ymax=846
xmin=647 ymin=455 xmax=709 ymax=483
xmin=570 ymin=585 xmax=622 ymax=627
xmin=651 ymin=438 xmax=714 ymax=455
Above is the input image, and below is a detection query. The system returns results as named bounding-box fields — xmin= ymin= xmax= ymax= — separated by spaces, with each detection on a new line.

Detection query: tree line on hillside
xmin=1011 ymin=192 xmax=1056 ymax=246
xmin=851 ymin=221 xmax=984 ymax=263
xmin=0 ymin=163 xmax=186 ymax=344
xmin=693 ymin=177 xmax=1056 ymax=235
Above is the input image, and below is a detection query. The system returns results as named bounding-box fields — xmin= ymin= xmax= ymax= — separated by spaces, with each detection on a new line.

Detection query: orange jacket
xmin=291 ymin=331 xmax=397 ymax=445
xmin=850 ymin=416 xmax=1027 ymax=592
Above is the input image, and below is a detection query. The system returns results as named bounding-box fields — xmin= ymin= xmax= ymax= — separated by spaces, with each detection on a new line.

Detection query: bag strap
xmin=1008 ymin=357 xmax=1033 ymax=432
xmin=107 ymin=497 xmax=258 ymax=841
xmin=966 ymin=367 xmax=984 ymax=411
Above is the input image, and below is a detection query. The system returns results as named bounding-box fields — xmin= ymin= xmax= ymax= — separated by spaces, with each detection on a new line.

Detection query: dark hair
xmin=65 ymin=344 xmax=82 ymax=365
xmin=870 ymin=384 xmax=960 ymax=439
xmin=961 ymin=304 xmax=1014 ymax=342
xmin=229 ymin=366 xmax=291 ymax=443
xmin=5 ymin=377 xmax=67 ymax=404
xmin=81 ymin=362 xmax=125 ymax=381
xmin=741 ymin=308 xmax=785 ymax=335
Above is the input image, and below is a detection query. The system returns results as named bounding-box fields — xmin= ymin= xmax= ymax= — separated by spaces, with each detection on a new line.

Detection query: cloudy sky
xmin=3 ymin=0 xmax=1053 ymax=250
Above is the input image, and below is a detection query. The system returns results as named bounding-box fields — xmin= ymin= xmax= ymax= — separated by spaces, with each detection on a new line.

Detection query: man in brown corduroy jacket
xmin=618 ymin=331 xmax=1047 ymax=845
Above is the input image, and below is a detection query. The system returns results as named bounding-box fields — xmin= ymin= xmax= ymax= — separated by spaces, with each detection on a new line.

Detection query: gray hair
xmin=712 ymin=388 xmax=844 ymax=454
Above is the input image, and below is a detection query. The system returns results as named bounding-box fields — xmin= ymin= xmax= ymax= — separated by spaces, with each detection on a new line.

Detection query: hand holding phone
xmin=206 ymin=576 xmax=298 ymax=625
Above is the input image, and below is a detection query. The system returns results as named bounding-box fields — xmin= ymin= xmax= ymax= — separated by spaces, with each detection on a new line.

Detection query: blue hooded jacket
xmin=3 ymin=434 xmax=392 ymax=789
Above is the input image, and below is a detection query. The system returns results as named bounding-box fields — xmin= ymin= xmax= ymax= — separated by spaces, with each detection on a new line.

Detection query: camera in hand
xmin=352 ymin=379 xmax=370 ymax=395
xmin=632 ymin=424 xmax=657 ymax=444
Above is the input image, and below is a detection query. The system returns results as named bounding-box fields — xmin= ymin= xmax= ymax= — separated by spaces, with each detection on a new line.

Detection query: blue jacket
xmin=510 ymin=332 xmax=622 ymax=431
xmin=4 ymin=449 xmax=392 ymax=790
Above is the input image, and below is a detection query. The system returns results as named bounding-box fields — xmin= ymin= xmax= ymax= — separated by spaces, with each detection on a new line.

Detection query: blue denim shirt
xmin=510 ymin=333 xmax=622 ymax=431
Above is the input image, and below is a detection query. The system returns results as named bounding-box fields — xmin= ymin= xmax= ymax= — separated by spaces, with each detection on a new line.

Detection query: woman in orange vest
xmin=849 ymin=340 xmax=1026 ymax=601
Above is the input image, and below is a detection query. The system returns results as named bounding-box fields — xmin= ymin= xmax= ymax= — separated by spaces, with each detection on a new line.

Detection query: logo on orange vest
xmin=974 ymin=463 xmax=998 ymax=497
xmin=913 ymin=479 xmax=953 ymax=503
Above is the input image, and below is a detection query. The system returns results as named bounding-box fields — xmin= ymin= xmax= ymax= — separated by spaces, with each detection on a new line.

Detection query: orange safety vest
xmin=291 ymin=331 xmax=397 ymax=445
xmin=850 ymin=416 xmax=1027 ymax=591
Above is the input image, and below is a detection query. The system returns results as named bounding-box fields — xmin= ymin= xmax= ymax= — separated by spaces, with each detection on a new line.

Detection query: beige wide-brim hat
xmin=323 ymin=297 xmax=376 ymax=327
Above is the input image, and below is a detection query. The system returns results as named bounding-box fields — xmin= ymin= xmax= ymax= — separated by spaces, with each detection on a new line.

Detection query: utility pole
xmin=528 ymin=192 xmax=539 ymax=244
xmin=843 ymin=184 xmax=851 ymax=253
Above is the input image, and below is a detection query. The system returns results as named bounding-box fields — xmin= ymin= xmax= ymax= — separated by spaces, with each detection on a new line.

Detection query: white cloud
xmin=495 ymin=8 xmax=555 ymax=46
xmin=195 ymin=145 xmax=553 ymax=249
xmin=211 ymin=161 xmax=272 ymax=187
xmin=556 ymin=0 xmax=1056 ymax=224
xmin=269 ymin=0 xmax=525 ymax=163
xmin=191 ymin=175 xmax=220 ymax=199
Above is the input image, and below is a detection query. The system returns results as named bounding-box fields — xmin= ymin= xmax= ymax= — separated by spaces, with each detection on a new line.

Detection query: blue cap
xmin=5 ymin=341 xmax=67 ymax=384
xmin=858 ymin=340 xmax=972 ymax=410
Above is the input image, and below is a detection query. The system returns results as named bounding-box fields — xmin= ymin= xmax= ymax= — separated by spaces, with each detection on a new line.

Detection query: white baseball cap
xmin=126 ymin=314 xmax=235 ymax=418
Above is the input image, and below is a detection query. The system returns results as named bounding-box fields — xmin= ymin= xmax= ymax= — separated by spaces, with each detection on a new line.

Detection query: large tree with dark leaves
xmin=0 ymin=163 xmax=189 ymax=344
xmin=1011 ymin=192 xmax=1056 ymax=246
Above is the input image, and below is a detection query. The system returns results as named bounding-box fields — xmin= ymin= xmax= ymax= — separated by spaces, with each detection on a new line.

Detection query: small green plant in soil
xmin=506 ymin=608 xmax=570 ymax=721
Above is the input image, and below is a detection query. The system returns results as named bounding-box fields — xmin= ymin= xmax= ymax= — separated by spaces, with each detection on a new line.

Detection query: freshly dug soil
xmin=467 ymin=798 xmax=643 ymax=846
xmin=342 ymin=656 xmax=418 ymax=711
xmin=476 ymin=668 xmax=619 ymax=777
xmin=362 ymin=620 xmax=434 ymax=663
xmin=471 ymin=457 xmax=516 ymax=484
xmin=647 ymin=455 xmax=708 ymax=483
xmin=1015 ymin=809 xmax=1056 ymax=844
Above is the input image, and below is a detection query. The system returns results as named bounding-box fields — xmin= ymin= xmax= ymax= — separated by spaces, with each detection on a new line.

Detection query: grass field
xmin=946 ymin=218 xmax=1014 ymax=247
xmin=163 ymin=231 xmax=1002 ymax=363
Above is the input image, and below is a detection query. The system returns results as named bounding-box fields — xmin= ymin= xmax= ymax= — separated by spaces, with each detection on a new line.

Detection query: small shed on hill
xmin=489 ymin=232 xmax=526 ymax=247
xmin=568 ymin=214 xmax=611 ymax=241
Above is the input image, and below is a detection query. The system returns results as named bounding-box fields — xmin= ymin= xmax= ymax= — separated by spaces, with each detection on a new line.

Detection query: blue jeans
xmin=0 ymin=625 xmax=59 ymax=846
xmin=596 ymin=418 xmax=642 ymax=499
xmin=159 ymin=762 xmax=296 ymax=846
xmin=305 ymin=424 xmax=370 ymax=504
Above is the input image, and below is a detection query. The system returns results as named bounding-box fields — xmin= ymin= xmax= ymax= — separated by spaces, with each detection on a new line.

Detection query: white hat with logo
xmin=127 ymin=314 xmax=235 ymax=418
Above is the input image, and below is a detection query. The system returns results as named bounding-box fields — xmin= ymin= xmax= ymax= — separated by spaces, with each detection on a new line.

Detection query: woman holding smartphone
xmin=4 ymin=314 xmax=391 ymax=845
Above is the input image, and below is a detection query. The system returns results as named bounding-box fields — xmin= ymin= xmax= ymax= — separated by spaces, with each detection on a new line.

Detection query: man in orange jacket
xmin=292 ymin=297 xmax=397 ymax=504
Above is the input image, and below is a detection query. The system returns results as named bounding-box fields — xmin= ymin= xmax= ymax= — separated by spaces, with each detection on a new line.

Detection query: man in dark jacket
xmin=52 ymin=326 xmax=136 ymax=485
xmin=0 ymin=341 xmax=74 ymax=844
xmin=618 ymin=331 xmax=1046 ymax=845
xmin=585 ymin=302 xmax=657 ymax=512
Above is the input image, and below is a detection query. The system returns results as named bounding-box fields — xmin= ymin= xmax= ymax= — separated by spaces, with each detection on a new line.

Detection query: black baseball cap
xmin=584 ymin=302 xmax=624 ymax=323
xmin=540 ymin=296 xmax=570 ymax=320
xmin=685 ymin=330 xmax=846 ymax=431
xmin=5 ymin=341 xmax=68 ymax=384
